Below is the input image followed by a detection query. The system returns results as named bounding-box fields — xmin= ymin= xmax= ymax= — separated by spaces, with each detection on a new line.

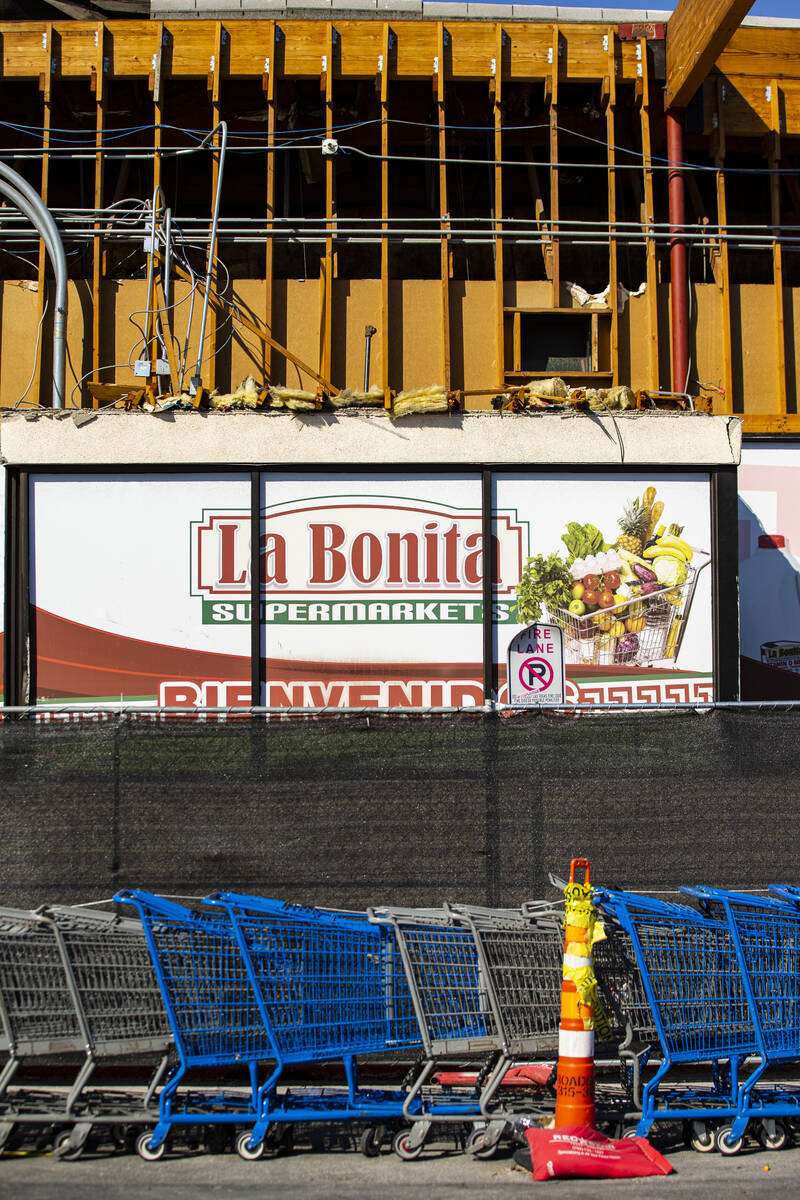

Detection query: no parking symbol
xmin=506 ymin=623 xmax=565 ymax=706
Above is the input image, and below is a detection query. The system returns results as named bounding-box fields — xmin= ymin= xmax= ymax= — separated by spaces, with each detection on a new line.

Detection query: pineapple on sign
xmin=617 ymin=498 xmax=651 ymax=557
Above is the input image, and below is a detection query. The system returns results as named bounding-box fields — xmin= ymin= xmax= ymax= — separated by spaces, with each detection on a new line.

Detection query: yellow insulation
xmin=329 ymin=385 xmax=384 ymax=409
xmin=268 ymin=386 xmax=317 ymax=411
xmin=208 ymin=375 xmax=263 ymax=411
xmin=392 ymin=384 xmax=448 ymax=419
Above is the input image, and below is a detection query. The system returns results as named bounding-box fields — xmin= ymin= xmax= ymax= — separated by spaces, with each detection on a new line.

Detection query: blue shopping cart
xmin=205 ymin=891 xmax=425 ymax=1156
xmin=115 ymin=890 xmax=279 ymax=1159
xmin=593 ymin=886 xmax=759 ymax=1149
xmin=117 ymin=889 xmax=426 ymax=1160
xmin=680 ymin=884 xmax=800 ymax=1153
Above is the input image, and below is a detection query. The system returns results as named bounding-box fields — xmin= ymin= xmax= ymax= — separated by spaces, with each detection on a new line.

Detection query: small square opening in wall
xmin=520 ymin=312 xmax=591 ymax=373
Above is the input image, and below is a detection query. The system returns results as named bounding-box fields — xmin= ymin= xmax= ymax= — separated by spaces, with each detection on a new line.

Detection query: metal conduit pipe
xmin=192 ymin=121 xmax=227 ymax=393
xmin=0 ymin=169 xmax=67 ymax=408
xmin=667 ymin=108 xmax=689 ymax=394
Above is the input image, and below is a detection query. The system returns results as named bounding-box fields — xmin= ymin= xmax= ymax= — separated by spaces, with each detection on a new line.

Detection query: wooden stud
xmin=148 ymin=22 xmax=164 ymax=386
xmin=549 ymin=24 xmax=560 ymax=303
xmin=91 ymin=23 xmax=106 ymax=405
xmin=713 ymin=77 xmax=734 ymax=414
xmin=380 ymin=22 xmax=390 ymax=408
xmin=524 ymin=145 xmax=551 ymax=279
xmin=206 ymin=20 xmax=225 ymax=392
xmin=512 ymin=310 xmax=521 ymax=374
xmin=493 ymin=24 xmax=504 ymax=390
xmin=605 ymin=33 xmax=619 ymax=385
xmin=638 ymin=39 xmax=660 ymax=391
xmin=319 ymin=24 xmax=335 ymax=386
xmin=34 ymin=23 xmax=53 ymax=408
xmin=263 ymin=22 xmax=276 ymax=385
xmin=437 ymin=22 xmax=451 ymax=392
xmin=769 ymin=78 xmax=787 ymax=415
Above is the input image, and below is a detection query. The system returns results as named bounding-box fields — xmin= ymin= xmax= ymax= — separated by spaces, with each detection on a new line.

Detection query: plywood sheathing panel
xmin=228 ymin=279 xmax=277 ymax=389
xmin=508 ymin=282 xmax=554 ymax=309
xmin=2 ymin=277 xmax=797 ymax=412
xmin=1 ymin=283 xmax=43 ymax=409
xmin=272 ymin=280 xmax=324 ymax=391
xmin=454 ymin=280 xmax=497 ymax=404
xmin=330 ymin=278 xmax=383 ymax=392
xmin=390 ymin=280 xmax=444 ymax=392
xmin=734 ymin=282 xmax=778 ymax=415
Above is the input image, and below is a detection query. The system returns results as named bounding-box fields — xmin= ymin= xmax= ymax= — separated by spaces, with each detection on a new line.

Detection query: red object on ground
xmin=525 ymin=1125 xmax=674 ymax=1181
xmin=434 ymin=1063 xmax=553 ymax=1089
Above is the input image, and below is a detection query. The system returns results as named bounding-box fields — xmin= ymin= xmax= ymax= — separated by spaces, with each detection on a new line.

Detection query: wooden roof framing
xmin=1 ymin=17 xmax=799 ymax=429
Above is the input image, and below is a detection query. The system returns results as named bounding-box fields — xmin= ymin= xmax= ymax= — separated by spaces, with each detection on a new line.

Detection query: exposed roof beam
xmin=42 ymin=0 xmax=147 ymax=14
xmin=666 ymin=0 xmax=754 ymax=109
xmin=43 ymin=0 xmax=97 ymax=15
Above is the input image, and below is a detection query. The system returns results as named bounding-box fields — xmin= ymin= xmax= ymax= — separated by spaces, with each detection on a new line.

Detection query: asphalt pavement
xmin=2 ymin=1134 xmax=800 ymax=1199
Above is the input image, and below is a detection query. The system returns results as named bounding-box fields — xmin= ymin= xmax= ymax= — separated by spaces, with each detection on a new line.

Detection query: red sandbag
xmin=526 ymin=1125 xmax=674 ymax=1181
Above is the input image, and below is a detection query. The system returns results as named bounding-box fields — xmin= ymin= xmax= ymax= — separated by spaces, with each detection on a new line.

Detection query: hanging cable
xmin=12 ymin=293 xmax=48 ymax=408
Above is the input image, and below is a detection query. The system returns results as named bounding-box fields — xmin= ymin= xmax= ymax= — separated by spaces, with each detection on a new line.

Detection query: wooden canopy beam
xmin=665 ymin=0 xmax=753 ymax=109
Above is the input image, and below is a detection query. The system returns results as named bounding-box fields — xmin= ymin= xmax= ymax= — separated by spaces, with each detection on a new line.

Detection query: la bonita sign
xmin=191 ymin=498 xmax=525 ymax=598
xmin=507 ymin=622 xmax=565 ymax=706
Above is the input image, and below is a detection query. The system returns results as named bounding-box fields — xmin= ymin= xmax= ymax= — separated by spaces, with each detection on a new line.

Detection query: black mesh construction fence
xmin=0 ymin=707 xmax=797 ymax=911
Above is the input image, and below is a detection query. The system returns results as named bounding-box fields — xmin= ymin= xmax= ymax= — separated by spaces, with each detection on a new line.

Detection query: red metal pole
xmin=667 ymin=107 xmax=689 ymax=394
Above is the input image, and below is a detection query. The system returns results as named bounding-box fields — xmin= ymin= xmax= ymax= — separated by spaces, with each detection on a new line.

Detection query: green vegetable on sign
xmin=513 ymin=552 xmax=573 ymax=625
xmin=561 ymin=522 xmax=607 ymax=563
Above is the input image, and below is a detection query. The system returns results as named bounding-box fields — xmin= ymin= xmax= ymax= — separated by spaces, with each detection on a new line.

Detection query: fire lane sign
xmin=507 ymin=622 xmax=565 ymax=706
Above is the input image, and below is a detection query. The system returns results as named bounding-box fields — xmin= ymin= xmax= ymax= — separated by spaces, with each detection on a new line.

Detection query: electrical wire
xmin=12 ymin=293 xmax=47 ymax=408
xmin=0 ymin=115 xmax=797 ymax=176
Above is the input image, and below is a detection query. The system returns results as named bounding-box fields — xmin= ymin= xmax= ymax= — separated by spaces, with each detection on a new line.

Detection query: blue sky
xmin=498 ymin=0 xmax=797 ymax=13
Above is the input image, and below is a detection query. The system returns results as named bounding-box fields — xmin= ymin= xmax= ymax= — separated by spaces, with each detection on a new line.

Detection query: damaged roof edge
xmin=0 ymin=409 xmax=742 ymax=468
xmin=147 ymin=4 xmax=800 ymax=28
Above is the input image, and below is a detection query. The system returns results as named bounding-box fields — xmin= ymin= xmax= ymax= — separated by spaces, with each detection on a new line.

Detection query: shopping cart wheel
xmin=359 ymin=1125 xmax=386 ymax=1157
xmin=687 ymin=1122 xmax=715 ymax=1153
xmin=466 ymin=1128 xmax=498 ymax=1159
xmin=757 ymin=1120 xmax=791 ymax=1151
xmin=136 ymin=1132 xmax=166 ymax=1161
xmin=393 ymin=1131 xmax=423 ymax=1161
xmin=52 ymin=1130 xmax=85 ymax=1162
xmin=235 ymin=1131 xmax=265 ymax=1161
xmin=715 ymin=1124 xmax=744 ymax=1156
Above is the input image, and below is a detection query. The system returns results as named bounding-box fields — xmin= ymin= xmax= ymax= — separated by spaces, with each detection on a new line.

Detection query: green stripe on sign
xmin=202 ymin=599 xmax=518 ymax=624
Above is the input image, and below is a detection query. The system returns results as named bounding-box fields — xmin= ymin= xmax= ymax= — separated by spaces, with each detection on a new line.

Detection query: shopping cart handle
xmin=113 ymin=889 xmax=205 ymax=923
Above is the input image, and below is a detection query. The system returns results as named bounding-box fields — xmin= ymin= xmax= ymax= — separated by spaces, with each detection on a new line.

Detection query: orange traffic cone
xmin=554 ymin=857 xmax=597 ymax=1128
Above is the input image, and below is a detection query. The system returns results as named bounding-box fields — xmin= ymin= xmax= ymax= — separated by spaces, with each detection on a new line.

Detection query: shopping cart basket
xmin=680 ymin=885 xmax=800 ymax=1153
xmin=550 ymin=550 xmax=710 ymax=669
xmin=0 ymin=904 xmax=171 ymax=1158
xmin=367 ymin=903 xmax=564 ymax=1159
xmin=204 ymin=891 xmax=424 ymax=1158
xmin=594 ymin=886 xmax=758 ymax=1147
xmin=590 ymin=914 xmax=661 ymax=1111
xmin=115 ymin=889 xmax=278 ymax=1160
